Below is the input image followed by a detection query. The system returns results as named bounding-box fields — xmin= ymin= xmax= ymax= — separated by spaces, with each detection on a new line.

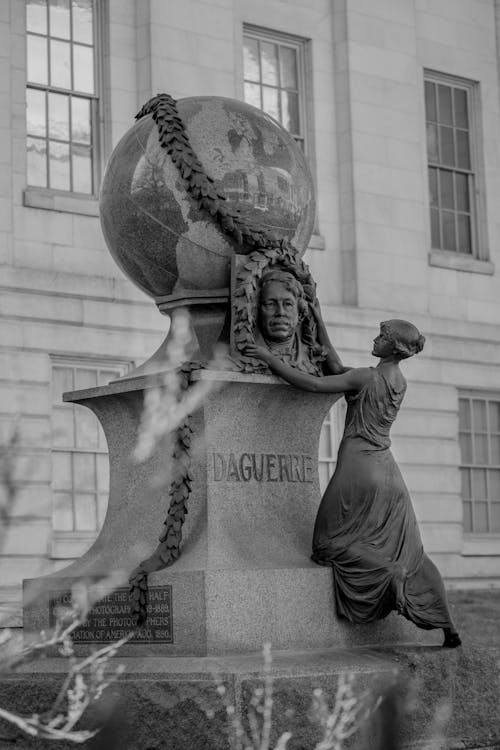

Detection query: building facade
xmin=1 ymin=0 xmax=500 ymax=625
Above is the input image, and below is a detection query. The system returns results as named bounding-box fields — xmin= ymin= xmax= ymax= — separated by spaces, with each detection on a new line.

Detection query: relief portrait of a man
xmin=254 ymin=268 xmax=321 ymax=375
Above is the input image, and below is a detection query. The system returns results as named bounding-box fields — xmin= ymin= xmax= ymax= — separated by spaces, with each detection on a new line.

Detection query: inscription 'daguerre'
xmin=49 ymin=586 xmax=173 ymax=644
xmin=211 ymin=452 xmax=314 ymax=483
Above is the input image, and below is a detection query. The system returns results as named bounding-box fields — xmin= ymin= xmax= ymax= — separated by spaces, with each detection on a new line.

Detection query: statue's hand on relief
xmin=243 ymin=344 xmax=273 ymax=364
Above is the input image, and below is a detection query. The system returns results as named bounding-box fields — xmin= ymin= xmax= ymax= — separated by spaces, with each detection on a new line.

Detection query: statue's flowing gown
xmin=312 ymin=367 xmax=454 ymax=630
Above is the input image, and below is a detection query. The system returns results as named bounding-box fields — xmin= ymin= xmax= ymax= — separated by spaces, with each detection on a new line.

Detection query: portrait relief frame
xmin=230 ymin=247 xmax=326 ymax=374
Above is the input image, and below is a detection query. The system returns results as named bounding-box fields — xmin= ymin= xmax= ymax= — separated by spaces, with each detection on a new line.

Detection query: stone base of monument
xmin=24 ymin=569 xmax=441 ymax=658
xmin=3 ymin=639 xmax=499 ymax=750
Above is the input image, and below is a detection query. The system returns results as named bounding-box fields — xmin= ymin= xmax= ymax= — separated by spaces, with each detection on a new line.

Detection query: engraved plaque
xmin=49 ymin=586 xmax=173 ymax=644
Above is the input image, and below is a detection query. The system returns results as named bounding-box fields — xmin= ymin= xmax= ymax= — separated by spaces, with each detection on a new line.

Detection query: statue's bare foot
xmin=442 ymin=629 xmax=462 ymax=648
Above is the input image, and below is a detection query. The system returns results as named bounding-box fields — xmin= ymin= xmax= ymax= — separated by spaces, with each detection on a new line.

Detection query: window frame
xmin=241 ymin=24 xmax=323 ymax=246
xmin=50 ymin=356 xmax=130 ymax=559
xmin=424 ymin=70 xmax=491 ymax=273
xmin=458 ymin=390 xmax=500 ymax=554
xmin=24 ymin=0 xmax=106 ymax=210
xmin=242 ymin=24 xmax=310 ymax=154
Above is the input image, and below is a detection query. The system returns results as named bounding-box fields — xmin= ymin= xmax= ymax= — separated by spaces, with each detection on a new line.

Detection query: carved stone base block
xmin=23 ymin=370 xmax=439 ymax=656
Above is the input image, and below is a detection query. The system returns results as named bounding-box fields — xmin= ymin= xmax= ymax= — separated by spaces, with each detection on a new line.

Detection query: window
xmin=26 ymin=0 xmax=99 ymax=195
xmin=424 ymin=73 xmax=480 ymax=257
xmin=51 ymin=360 xmax=128 ymax=557
xmin=459 ymin=395 xmax=500 ymax=534
xmin=318 ymin=399 xmax=346 ymax=494
xmin=243 ymin=26 xmax=307 ymax=150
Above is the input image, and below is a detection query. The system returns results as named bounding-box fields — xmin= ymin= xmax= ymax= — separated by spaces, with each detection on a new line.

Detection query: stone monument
xmin=23 ymin=93 xmax=436 ymax=652
xmin=18 ymin=93 xmax=453 ymax=747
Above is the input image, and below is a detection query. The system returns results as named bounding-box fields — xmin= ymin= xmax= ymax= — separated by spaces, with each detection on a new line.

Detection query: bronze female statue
xmin=245 ymin=308 xmax=461 ymax=648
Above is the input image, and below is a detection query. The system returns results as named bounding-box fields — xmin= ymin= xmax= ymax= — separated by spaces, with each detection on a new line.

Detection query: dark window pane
xmin=439 ymin=126 xmax=455 ymax=166
xmin=49 ymin=139 xmax=70 ymax=189
xmin=489 ymin=402 xmax=500 ymax=432
xmin=71 ymin=96 xmax=91 ymax=143
xmin=428 ymin=168 xmax=438 ymax=206
xmin=74 ymin=452 xmax=95 ymax=491
xmin=490 ymin=435 xmax=500 ymax=464
xmin=459 ymin=399 xmax=471 ymax=430
xmin=75 ymin=368 xmax=97 ymax=389
xmin=52 ymin=451 xmax=72 ymax=490
xmin=438 ymin=84 xmax=453 ymax=125
xmin=260 ymin=41 xmax=279 ymax=86
xmin=426 ymin=123 xmax=438 ymax=162
xmin=455 ymin=172 xmax=469 ymax=212
xmin=425 ymin=80 xmax=436 ymax=121
xmin=49 ymin=0 xmax=70 ymax=39
xmin=262 ymin=85 xmax=280 ymax=122
xmin=280 ymin=46 xmax=297 ymax=88
xmin=27 ymin=0 xmax=47 ymax=34
xmin=490 ymin=504 xmax=500 ymax=533
xmin=53 ymin=492 xmax=74 ymax=531
xmin=475 ymin=434 xmax=488 ymax=464
xmin=244 ymin=81 xmax=261 ymax=109
xmin=459 ymin=432 xmax=473 ymax=463
xmin=472 ymin=468 xmax=487 ymax=498
xmin=52 ymin=406 xmax=74 ymax=446
xmin=456 ymin=130 xmax=471 ymax=170
xmin=52 ymin=366 xmax=73 ymax=402
xmin=73 ymin=43 xmax=94 ymax=93
xmin=50 ymin=39 xmax=71 ymax=88
xmin=72 ymin=144 xmax=92 ymax=193
xmin=75 ymin=408 xmax=99 ymax=448
xmin=439 ymin=169 xmax=454 ymax=209
xmin=27 ymin=88 xmax=46 ymax=137
xmin=48 ymin=91 xmax=69 ymax=140
xmin=27 ymin=136 xmax=47 ymax=187
xmin=463 ymin=500 xmax=472 ymax=532
xmin=74 ymin=493 xmax=97 ymax=530
xmin=461 ymin=467 xmax=471 ymax=499
xmin=473 ymin=400 xmax=487 ymax=432
xmin=27 ymin=34 xmax=48 ymax=85
xmin=457 ymin=214 xmax=472 ymax=254
xmin=473 ymin=501 xmax=489 ymax=532
xmin=488 ymin=470 xmax=500 ymax=501
xmin=454 ymin=88 xmax=468 ymax=128
xmin=72 ymin=0 xmax=94 ymax=45
xmin=281 ymin=90 xmax=300 ymax=134
xmin=243 ymin=37 xmax=260 ymax=82
xmin=430 ymin=208 xmax=440 ymax=248
xmin=442 ymin=210 xmax=456 ymax=251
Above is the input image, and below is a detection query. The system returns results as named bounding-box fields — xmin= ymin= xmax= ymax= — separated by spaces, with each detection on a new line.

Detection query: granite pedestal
xmin=23 ymin=369 xmax=439 ymax=656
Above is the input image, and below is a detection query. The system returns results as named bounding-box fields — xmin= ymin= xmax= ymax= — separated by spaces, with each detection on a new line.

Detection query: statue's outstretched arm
xmin=244 ymin=344 xmax=372 ymax=394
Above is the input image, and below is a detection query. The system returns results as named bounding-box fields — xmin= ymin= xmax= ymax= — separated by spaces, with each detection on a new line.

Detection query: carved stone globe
xmin=99 ymin=96 xmax=316 ymax=299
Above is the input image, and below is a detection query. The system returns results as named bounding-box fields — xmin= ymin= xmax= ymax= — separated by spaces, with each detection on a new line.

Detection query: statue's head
xmin=375 ymin=319 xmax=425 ymax=360
xmin=257 ymin=268 xmax=308 ymax=344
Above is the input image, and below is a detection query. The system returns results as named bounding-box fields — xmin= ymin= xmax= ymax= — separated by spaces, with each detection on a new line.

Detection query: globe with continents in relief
xmin=99 ymin=96 xmax=316 ymax=299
